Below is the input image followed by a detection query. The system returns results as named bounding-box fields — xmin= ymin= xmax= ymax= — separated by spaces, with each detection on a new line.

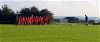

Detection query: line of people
xmin=18 ymin=15 xmax=48 ymax=25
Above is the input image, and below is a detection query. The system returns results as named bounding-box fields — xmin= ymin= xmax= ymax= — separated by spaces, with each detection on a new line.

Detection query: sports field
xmin=0 ymin=24 xmax=100 ymax=42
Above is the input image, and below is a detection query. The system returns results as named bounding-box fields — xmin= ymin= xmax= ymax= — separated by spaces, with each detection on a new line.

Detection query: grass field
xmin=0 ymin=24 xmax=100 ymax=42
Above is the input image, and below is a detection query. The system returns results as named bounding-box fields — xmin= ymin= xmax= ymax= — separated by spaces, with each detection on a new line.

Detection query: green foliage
xmin=31 ymin=6 xmax=40 ymax=16
xmin=2 ymin=5 xmax=15 ymax=15
xmin=20 ymin=8 xmax=31 ymax=17
xmin=41 ymin=9 xmax=54 ymax=24
xmin=0 ymin=5 xmax=16 ymax=24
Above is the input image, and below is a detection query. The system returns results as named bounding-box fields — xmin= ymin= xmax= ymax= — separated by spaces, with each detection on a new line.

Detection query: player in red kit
xmin=24 ymin=17 xmax=27 ymax=25
xmin=36 ymin=16 xmax=39 ymax=25
xmin=33 ymin=16 xmax=35 ymax=25
xmin=34 ymin=16 xmax=37 ymax=25
xmin=40 ymin=16 xmax=43 ymax=25
xmin=27 ymin=16 xmax=30 ymax=25
xmin=38 ymin=16 xmax=41 ymax=25
xmin=30 ymin=15 xmax=33 ymax=25
xmin=45 ymin=16 xmax=48 ymax=25
xmin=22 ymin=17 xmax=25 ymax=25
xmin=29 ymin=16 xmax=32 ymax=25
xmin=42 ymin=16 xmax=46 ymax=25
xmin=18 ymin=16 xmax=22 ymax=25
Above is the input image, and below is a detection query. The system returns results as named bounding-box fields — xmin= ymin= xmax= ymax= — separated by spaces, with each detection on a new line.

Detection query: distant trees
xmin=41 ymin=9 xmax=54 ymax=24
xmin=20 ymin=8 xmax=31 ymax=17
xmin=0 ymin=9 xmax=1 ymax=13
xmin=20 ymin=6 xmax=40 ymax=17
xmin=0 ymin=5 xmax=16 ymax=24
xmin=0 ymin=5 xmax=54 ymax=24
xmin=30 ymin=6 xmax=40 ymax=16
xmin=0 ymin=9 xmax=1 ymax=15
xmin=2 ymin=5 xmax=15 ymax=15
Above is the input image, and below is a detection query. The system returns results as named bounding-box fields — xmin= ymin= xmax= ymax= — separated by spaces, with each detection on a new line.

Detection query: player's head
xmin=23 ymin=17 xmax=24 ymax=18
xmin=85 ymin=15 xmax=86 ymax=16
xmin=36 ymin=16 xmax=37 ymax=18
xmin=40 ymin=16 xmax=41 ymax=18
xmin=32 ymin=15 xmax=33 ymax=17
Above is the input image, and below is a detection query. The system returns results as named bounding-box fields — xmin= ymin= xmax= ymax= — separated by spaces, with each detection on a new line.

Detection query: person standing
xmin=31 ymin=15 xmax=34 ymax=25
xmin=45 ymin=16 xmax=48 ymax=25
xmin=85 ymin=15 xmax=88 ymax=26
xmin=22 ymin=17 xmax=25 ymax=25
xmin=18 ymin=16 xmax=22 ymax=25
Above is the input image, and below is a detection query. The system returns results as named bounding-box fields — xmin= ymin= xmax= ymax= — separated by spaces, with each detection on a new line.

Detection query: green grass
xmin=0 ymin=24 xmax=100 ymax=42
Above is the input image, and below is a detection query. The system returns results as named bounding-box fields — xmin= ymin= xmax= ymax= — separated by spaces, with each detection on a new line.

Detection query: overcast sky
xmin=0 ymin=0 xmax=99 ymax=17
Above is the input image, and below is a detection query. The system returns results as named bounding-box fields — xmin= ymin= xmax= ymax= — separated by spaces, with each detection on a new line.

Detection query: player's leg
xmin=86 ymin=22 xmax=88 ymax=26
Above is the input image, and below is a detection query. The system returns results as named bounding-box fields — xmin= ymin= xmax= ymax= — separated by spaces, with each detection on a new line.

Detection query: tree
xmin=0 ymin=9 xmax=2 ymax=21
xmin=0 ymin=9 xmax=1 ymax=13
xmin=2 ymin=5 xmax=15 ymax=15
xmin=20 ymin=8 xmax=31 ymax=17
xmin=30 ymin=6 xmax=40 ymax=16
xmin=0 ymin=5 xmax=16 ymax=24
xmin=41 ymin=9 xmax=54 ymax=24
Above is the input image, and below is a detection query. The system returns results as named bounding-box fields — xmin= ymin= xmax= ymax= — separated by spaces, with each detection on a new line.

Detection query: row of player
xmin=18 ymin=15 xmax=48 ymax=25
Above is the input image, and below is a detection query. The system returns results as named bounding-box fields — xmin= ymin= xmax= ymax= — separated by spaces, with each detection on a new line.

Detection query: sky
xmin=0 ymin=0 xmax=99 ymax=17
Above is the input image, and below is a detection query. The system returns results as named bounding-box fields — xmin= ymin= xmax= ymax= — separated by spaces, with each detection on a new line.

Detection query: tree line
xmin=0 ymin=5 xmax=54 ymax=24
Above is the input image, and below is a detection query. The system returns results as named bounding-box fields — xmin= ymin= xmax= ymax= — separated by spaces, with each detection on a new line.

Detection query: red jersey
xmin=45 ymin=16 xmax=48 ymax=21
xmin=18 ymin=16 xmax=22 ymax=22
